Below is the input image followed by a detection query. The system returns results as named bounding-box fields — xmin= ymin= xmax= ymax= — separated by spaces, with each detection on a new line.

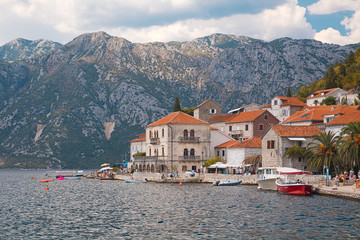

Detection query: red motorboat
xmin=276 ymin=178 xmax=314 ymax=195
xmin=275 ymin=168 xmax=314 ymax=195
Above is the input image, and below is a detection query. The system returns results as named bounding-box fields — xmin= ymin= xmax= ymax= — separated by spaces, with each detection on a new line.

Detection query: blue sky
xmin=0 ymin=0 xmax=359 ymax=45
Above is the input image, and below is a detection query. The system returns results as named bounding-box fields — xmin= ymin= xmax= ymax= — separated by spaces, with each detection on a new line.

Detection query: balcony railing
xmin=230 ymin=130 xmax=243 ymax=136
xmin=178 ymin=155 xmax=201 ymax=161
xmin=179 ymin=136 xmax=200 ymax=143
xmin=150 ymin=137 xmax=160 ymax=145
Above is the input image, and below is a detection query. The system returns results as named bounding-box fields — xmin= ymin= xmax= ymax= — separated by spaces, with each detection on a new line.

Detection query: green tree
xmin=173 ymin=96 xmax=181 ymax=112
xmin=286 ymin=87 xmax=292 ymax=97
xmin=339 ymin=121 xmax=360 ymax=169
xmin=285 ymin=145 xmax=306 ymax=158
xmin=203 ymin=156 xmax=223 ymax=167
xmin=344 ymin=50 xmax=355 ymax=66
xmin=306 ymin=131 xmax=340 ymax=173
xmin=321 ymin=96 xmax=337 ymax=106
xmin=181 ymin=107 xmax=194 ymax=116
xmin=324 ymin=66 xmax=336 ymax=89
xmin=341 ymin=96 xmax=348 ymax=105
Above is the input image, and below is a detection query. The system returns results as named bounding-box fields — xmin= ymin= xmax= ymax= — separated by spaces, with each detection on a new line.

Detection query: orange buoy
xmin=179 ymin=181 xmax=183 ymax=186
xmin=45 ymin=185 xmax=49 ymax=191
xmin=100 ymin=180 xmax=103 ymax=183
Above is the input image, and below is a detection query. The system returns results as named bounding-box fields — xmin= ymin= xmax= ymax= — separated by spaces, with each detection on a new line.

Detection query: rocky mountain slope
xmin=0 ymin=32 xmax=359 ymax=169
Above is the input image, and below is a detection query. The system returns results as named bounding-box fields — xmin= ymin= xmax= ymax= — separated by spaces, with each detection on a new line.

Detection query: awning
xmin=99 ymin=166 xmax=112 ymax=172
xmin=288 ymin=137 xmax=306 ymax=141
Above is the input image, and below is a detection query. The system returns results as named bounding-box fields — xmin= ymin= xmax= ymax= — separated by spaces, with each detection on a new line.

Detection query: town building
xmin=262 ymin=96 xmax=307 ymax=122
xmin=208 ymin=114 xmax=236 ymax=133
xmin=306 ymin=88 xmax=347 ymax=106
xmin=261 ymin=125 xmax=322 ymax=170
xmin=193 ymin=98 xmax=222 ymax=122
xmin=133 ymin=111 xmax=210 ymax=173
xmin=325 ymin=111 xmax=360 ymax=136
xmin=209 ymin=127 xmax=235 ymax=158
xmin=130 ymin=133 xmax=146 ymax=161
xmin=225 ymin=110 xmax=279 ymax=140
xmin=228 ymin=103 xmax=262 ymax=114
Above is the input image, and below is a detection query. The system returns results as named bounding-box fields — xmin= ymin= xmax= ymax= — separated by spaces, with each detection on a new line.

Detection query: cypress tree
xmin=324 ymin=66 xmax=336 ymax=89
xmin=286 ymin=87 xmax=292 ymax=97
xmin=173 ymin=97 xmax=181 ymax=112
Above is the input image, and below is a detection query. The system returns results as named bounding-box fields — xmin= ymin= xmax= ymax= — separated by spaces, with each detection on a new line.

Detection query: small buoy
xmin=45 ymin=185 xmax=49 ymax=191
xmin=179 ymin=182 xmax=183 ymax=186
xmin=100 ymin=180 xmax=103 ymax=183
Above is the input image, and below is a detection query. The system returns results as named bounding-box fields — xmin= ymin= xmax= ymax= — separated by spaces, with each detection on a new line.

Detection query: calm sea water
xmin=1 ymin=170 xmax=360 ymax=239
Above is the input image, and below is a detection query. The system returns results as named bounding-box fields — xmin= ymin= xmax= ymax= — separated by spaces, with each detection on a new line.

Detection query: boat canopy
xmin=287 ymin=137 xmax=306 ymax=141
xmin=277 ymin=167 xmax=312 ymax=175
xmin=208 ymin=162 xmax=239 ymax=168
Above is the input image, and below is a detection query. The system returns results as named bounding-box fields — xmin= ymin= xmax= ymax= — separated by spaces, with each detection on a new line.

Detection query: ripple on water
xmin=0 ymin=170 xmax=360 ymax=239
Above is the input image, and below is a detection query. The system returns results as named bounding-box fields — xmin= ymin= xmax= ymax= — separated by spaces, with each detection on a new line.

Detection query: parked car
xmin=185 ymin=170 xmax=196 ymax=177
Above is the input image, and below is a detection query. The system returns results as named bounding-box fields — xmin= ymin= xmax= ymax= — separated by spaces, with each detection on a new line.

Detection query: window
xmin=149 ymin=131 xmax=152 ymax=139
xmin=162 ymin=129 xmax=164 ymax=137
xmin=274 ymin=100 xmax=278 ymax=105
xmin=298 ymin=157 xmax=302 ymax=162
xmin=210 ymin=109 xmax=216 ymax=114
xmin=190 ymin=130 xmax=195 ymax=137
xmin=184 ymin=129 xmax=188 ymax=137
xmin=298 ymin=141 xmax=302 ymax=147
xmin=301 ymin=113 xmax=309 ymax=118
xmin=267 ymin=140 xmax=275 ymax=149
xmin=229 ymin=126 xmax=232 ymax=132
xmin=149 ymin=148 xmax=152 ymax=156
xmin=162 ymin=147 xmax=164 ymax=156
xmin=259 ymin=124 xmax=264 ymax=131
xmin=222 ymin=150 xmax=225 ymax=156
xmin=282 ymin=110 xmax=287 ymax=116
xmin=265 ymin=115 xmax=268 ymax=120
xmin=190 ymin=148 xmax=195 ymax=156
xmin=217 ymin=151 xmax=220 ymax=156
xmin=245 ymin=125 xmax=248 ymax=131
xmin=184 ymin=148 xmax=188 ymax=156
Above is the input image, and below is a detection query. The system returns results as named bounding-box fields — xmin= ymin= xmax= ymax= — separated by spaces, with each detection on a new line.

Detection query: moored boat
xmin=212 ymin=179 xmax=242 ymax=186
xmin=276 ymin=178 xmax=314 ymax=195
xmin=39 ymin=179 xmax=53 ymax=183
xmin=64 ymin=176 xmax=81 ymax=180
xmin=125 ymin=178 xmax=148 ymax=183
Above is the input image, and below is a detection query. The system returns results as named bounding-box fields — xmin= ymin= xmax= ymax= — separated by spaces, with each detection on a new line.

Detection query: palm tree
xmin=306 ymin=131 xmax=340 ymax=173
xmin=339 ymin=121 xmax=360 ymax=169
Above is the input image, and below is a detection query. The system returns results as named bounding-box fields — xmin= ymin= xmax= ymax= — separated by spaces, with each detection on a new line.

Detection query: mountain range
xmin=0 ymin=31 xmax=359 ymax=169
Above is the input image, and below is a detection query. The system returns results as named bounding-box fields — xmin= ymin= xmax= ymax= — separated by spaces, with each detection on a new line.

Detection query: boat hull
xmin=213 ymin=180 xmax=242 ymax=186
xmin=276 ymin=181 xmax=314 ymax=195
xmin=39 ymin=179 xmax=53 ymax=183
xmin=257 ymin=178 xmax=277 ymax=191
xmin=125 ymin=179 xmax=147 ymax=183
xmin=64 ymin=176 xmax=81 ymax=180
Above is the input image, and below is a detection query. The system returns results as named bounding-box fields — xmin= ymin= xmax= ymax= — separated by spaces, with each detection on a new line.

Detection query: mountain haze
xmin=0 ymin=32 xmax=359 ymax=169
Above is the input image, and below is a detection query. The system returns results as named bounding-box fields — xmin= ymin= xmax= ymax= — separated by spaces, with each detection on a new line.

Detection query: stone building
xmin=193 ymin=98 xmax=222 ymax=122
xmin=262 ymin=96 xmax=307 ymax=122
xmin=133 ymin=111 xmax=210 ymax=173
xmin=261 ymin=125 xmax=322 ymax=170
xmin=130 ymin=133 xmax=146 ymax=161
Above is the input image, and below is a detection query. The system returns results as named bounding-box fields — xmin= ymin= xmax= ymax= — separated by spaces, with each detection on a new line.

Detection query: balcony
xmin=150 ymin=137 xmax=160 ymax=145
xmin=178 ymin=155 xmax=201 ymax=161
xmin=230 ymin=130 xmax=243 ymax=136
xmin=179 ymin=136 xmax=200 ymax=143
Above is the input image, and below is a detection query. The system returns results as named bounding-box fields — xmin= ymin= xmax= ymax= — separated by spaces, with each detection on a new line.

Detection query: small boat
xmin=39 ymin=179 xmax=53 ymax=183
xmin=64 ymin=176 xmax=81 ymax=180
xmin=212 ymin=179 xmax=242 ymax=186
xmin=125 ymin=178 xmax=148 ymax=183
xmin=57 ymin=175 xmax=65 ymax=180
xmin=276 ymin=178 xmax=314 ymax=195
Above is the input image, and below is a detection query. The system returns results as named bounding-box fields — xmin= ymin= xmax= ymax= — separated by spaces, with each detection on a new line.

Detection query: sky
xmin=0 ymin=0 xmax=359 ymax=46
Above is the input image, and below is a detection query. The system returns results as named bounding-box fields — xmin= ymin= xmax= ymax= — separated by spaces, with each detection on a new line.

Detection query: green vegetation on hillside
xmin=295 ymin=47 xmax=360 ymax=102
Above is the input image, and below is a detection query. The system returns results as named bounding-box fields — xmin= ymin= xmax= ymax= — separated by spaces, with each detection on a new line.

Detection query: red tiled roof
xmin=208 ymin=114 xmax=236 ymax=123
xmin=262 ymin=104 xmax=271 ymax=108
xmin=210 ymin=126 xmax=218 ymax=130
xmin=130 ymin=136 xmax=146 ymax=142
xmin=272 ymin=125 xmax=322 ymax=137
xmin=283 ymin=109 xmax=331 ymax=123
xmin=225 ymin=110 xmax=266 ymax=123
xmin=324 ymin=105 xmax=360 ymax=115
xmin=215 ymin=140 xmax=238 ymax=148
xmin=147 ymin=112 xmax=208 ymax=127
xmin=280 ymin=97 xmax=307 ymax=107
xmin=326 ymin=111 xmax=360 ymax=125
xmin=301 ymin=105 xmax=341 ymax=111
xmin=306 ymin=88 xmax=339 ymax=99
xmin=228 ymin=137 xmax=262 ymax=149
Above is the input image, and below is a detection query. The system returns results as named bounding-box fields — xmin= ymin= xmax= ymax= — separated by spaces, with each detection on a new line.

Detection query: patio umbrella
xmin=99 ymin=166 xmax=112 ymax=172
xmin=101 ymin=163 xmax=110 ymax=167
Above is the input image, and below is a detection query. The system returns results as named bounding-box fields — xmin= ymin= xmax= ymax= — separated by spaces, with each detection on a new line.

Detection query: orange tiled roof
xmin=283 ymin=109 xmax=331 ymax=123
xmin=225 ymin=110 xmax=266 ymax=123
xmin=306 ymin=88 xmax=339 ymax=99
xmin=208 ymin=114 xmax=236 ymax=123
xmin=215 ymin=140 xmax=238 ymax=148
xmin=272 ymin=125 xmax=322 ymax=137
xmin=324 ymin=105 xmax=360 ymax=115
xmin=210 ymin=126 xmax=218 ymax=130
xmin=262 ymin=104 xmax=271 ymax=108
xmin=130 ymin=136 xmax=146 ymax=142
xmin=326 ymin=111 xmax=360 ymax=125
xmin=147 ymin=111 xmax=208 ymax=127
xmin=228 ymin=137 xmax=262 ymax=149
xmin=194 ymin=98 xmax=220 ymax=109
xmin=280 ymin=97 xmax=307 ymax=107
xmin=301 ymin=105 xmax=341 ymax=111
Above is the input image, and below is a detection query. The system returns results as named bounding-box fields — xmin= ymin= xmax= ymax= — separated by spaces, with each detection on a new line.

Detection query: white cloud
xmin=308 ymin=0 xmax=360 ymax=45
xmin=0 ymin=0 xmax=314 ymax=45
